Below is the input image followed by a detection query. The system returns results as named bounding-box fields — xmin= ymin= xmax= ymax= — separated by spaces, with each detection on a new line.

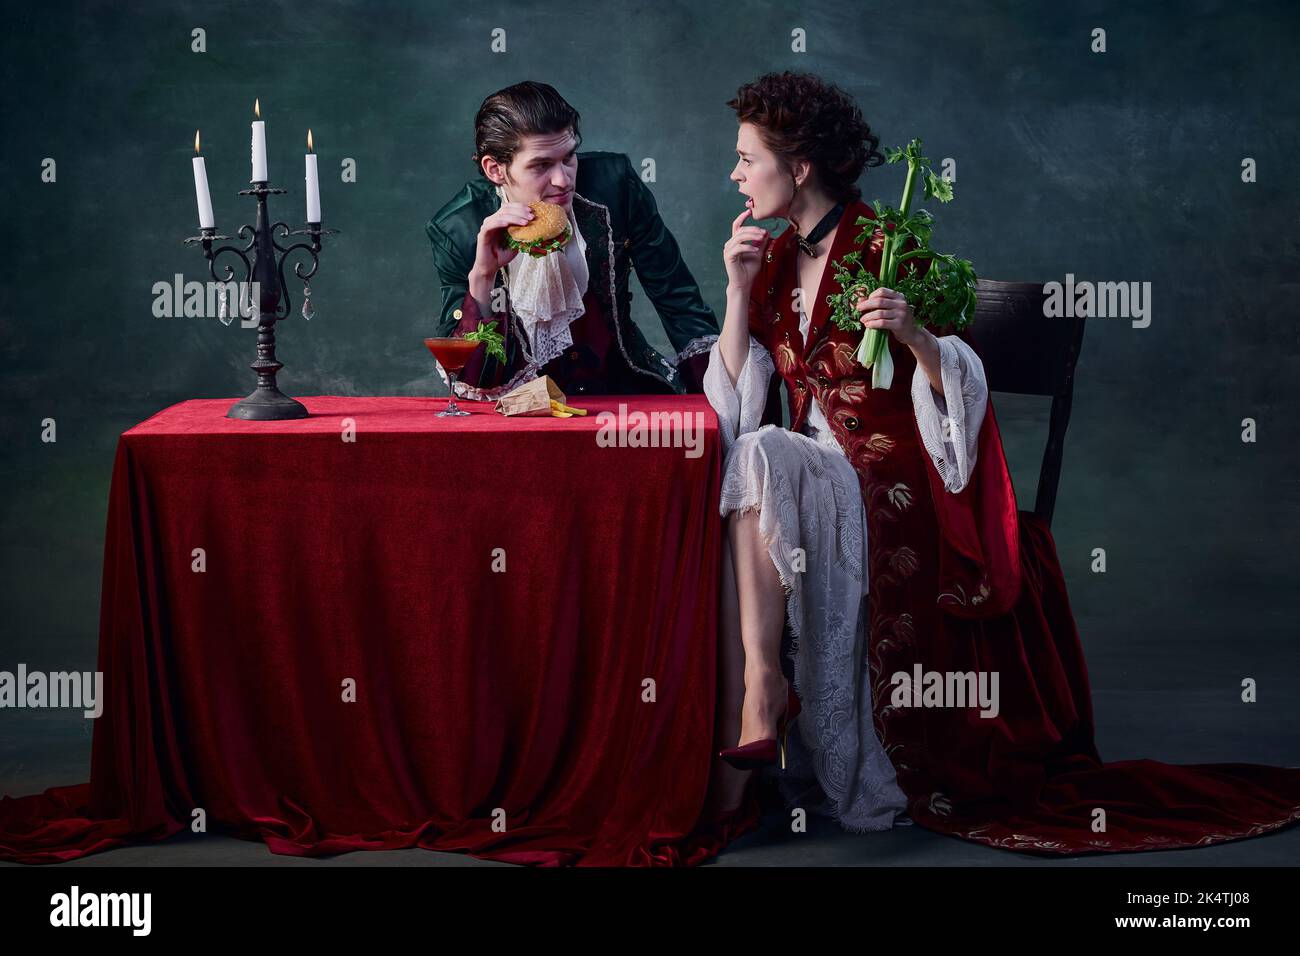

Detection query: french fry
xmin=549 ymin=399 xmax=588 ymax=417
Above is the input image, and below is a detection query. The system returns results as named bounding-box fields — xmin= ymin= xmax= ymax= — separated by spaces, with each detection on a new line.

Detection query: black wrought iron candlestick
xmin=183 ymin=182 xmax=337 ymax=420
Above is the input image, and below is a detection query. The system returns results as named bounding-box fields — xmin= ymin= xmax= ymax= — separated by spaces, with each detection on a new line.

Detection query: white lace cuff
xmin=674 ymin=333 xmax=719 ymax=365
xmin=912 ymin=334 xmax=988 ymax=494
xmin=433 ymin=358 xmax=534 ymax=403
xmin=703 ymin=336 xmax=774 ymax=456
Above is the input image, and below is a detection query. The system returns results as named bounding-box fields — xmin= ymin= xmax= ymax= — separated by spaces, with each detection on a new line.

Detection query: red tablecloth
xmin=0 ymin=395 xmax=760 ymax=865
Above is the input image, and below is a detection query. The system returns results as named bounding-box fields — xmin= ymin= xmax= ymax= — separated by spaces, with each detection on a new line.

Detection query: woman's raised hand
xmin=723 ymin=207 xmax=769 ymax=294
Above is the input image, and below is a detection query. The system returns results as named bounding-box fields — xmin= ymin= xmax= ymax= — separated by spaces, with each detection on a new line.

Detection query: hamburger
xmin=505 ymin=200 xmax=571 ymax=258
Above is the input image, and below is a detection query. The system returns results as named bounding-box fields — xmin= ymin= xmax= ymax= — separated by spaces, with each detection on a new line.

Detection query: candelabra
xmin=183 ymin=183 xmax=337 ymax=420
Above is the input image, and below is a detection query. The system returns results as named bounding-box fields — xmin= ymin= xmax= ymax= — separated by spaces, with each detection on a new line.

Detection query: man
xmin=426 ymin=81 xmax=719 ymax=399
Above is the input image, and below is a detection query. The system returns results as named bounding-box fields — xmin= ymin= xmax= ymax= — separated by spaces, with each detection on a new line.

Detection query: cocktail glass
xmin=424 ymin=336 xmax=480 ymax=417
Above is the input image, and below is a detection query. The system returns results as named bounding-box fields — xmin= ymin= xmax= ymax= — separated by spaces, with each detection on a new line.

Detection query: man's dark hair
xmin=473 ymin=81 xmax=582 ymax=175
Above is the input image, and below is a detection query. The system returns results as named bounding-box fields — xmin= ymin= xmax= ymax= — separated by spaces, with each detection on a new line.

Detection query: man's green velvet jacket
xmin=425 ymin=151 xmax=719 ymax=397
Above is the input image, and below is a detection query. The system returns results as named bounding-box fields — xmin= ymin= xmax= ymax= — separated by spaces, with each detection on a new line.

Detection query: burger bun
xmin=507 ymin=201 xmax=568 ymax=243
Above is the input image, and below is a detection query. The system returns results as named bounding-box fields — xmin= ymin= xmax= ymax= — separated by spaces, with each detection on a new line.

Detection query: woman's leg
xmin=704 ymin=510 xmax=790 ymax=815
xmin=705 ymin=533 xmax=752 ymax=814
xmin=727 ymin=508 xmax=789 ymax=744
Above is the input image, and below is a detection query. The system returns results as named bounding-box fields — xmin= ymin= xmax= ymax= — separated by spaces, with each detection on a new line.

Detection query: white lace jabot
xmin=496 ymin=184 xmax=590 ymax=369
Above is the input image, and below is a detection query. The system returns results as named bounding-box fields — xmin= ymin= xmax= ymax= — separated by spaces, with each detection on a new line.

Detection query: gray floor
xmin=4 ymin=822 xmax=1297 ymax=868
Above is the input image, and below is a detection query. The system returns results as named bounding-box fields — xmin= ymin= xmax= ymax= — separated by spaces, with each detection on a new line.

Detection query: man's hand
xmin=469 ymin=202 xmax=536 ymax=307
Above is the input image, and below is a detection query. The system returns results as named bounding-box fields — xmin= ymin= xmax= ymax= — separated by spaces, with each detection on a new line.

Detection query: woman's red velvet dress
xmin=743 ymin=199 xmax=1300 ymax=852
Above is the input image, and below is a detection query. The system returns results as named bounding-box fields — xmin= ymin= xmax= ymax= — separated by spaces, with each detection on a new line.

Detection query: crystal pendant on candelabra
xmin=301 ymin=282 xmax=315 ymax=321
xmin=239 ymin=283 xmax=259 ymax=326
xmin=218 ymin=288 xmax=233 ymax=326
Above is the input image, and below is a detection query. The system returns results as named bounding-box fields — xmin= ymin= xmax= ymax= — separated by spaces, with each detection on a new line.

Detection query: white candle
xmin=251 ymin=97 xmax=268 ymax=182
xmin=192 ymin=130 xmax=215 ymax=229
xmin=305 ymin=129 xmax=320 ymax=223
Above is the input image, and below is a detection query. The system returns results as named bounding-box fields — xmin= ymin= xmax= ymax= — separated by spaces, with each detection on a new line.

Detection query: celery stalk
xmin=855 ymin=153 xmax=919 ymax=386
xmin=824 ymin=138 xmax=978 ymax=390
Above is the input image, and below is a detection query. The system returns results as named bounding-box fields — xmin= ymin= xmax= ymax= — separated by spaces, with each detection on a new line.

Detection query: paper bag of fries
xmin=494 ymin=376 xmax=588 ymax=418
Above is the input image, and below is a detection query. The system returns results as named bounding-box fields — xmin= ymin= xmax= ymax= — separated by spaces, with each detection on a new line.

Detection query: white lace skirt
xmin=708 ymin=340 xmax=908 ymax=831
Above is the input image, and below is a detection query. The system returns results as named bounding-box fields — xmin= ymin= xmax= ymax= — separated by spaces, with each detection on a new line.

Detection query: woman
xmin=704 ymin=71 xmax=1300 ymax=852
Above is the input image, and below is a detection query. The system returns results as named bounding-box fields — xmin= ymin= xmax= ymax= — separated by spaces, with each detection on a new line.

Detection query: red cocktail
xmin=424 ymin=336 xmax=480 ymax=417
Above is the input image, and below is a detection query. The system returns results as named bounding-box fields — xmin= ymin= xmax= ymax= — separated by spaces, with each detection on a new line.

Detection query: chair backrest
xmin=965 ymin=279 xmax=1086 ymax=528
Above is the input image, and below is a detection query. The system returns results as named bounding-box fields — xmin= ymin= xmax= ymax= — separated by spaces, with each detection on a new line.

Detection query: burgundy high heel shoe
xmin=719 ymin=682 xmax=802 ymax=770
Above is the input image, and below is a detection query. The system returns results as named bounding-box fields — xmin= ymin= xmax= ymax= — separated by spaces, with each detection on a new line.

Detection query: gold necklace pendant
xmin=796 ymin=234 xmax=819 ymax=257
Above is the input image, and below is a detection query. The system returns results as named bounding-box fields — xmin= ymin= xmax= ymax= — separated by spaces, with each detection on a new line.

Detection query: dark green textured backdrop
xmin=1 ymin=1 xmax=1297 ymax=792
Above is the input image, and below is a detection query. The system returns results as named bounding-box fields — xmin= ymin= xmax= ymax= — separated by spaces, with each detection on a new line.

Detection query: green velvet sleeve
xmin=620 ymin=156 xmax=720 ymax=356
xmin=426 ymin=218 xmax=474 ymax=338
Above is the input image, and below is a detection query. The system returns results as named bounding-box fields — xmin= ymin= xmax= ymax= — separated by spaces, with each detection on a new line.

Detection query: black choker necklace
xmin=795 ymin=202 xmax=845 ymax=257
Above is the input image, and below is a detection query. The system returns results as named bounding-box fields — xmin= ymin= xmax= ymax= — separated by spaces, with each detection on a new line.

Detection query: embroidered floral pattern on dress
xmin=828 ymin=341 xmax=858 ymax=377
xmin=773 ymin=341 xmax=797 ymax=375
xmin=886 ymin=482 xmax=914 ymax=509
xmin=887 ymin=547 xmax=920 ymax=579
xmin=928 ymin=792 xmax=954 ymax=817
xmin=840 ymin=430 xmax=897 ymax=475
xmin=937 ymin=578 xmax=992 ymax=610
xmin=952 ymin=806 xmax=1300 ymax=851
xmin=836 ymin=379 xmax=868 ymax=404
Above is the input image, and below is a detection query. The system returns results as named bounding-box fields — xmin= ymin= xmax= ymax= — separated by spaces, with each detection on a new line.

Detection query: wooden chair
xmin=965 ymin=279 xmax=1087 ymax=529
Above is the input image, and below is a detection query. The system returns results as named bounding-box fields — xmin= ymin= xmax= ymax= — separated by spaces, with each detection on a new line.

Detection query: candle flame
xmin=194 ymin=129 xmax=201 ymax=154
xmin=254 ymin=97 xmax=261 ymax=119
xmin=307 ymin=129 xmax=314 ymax=152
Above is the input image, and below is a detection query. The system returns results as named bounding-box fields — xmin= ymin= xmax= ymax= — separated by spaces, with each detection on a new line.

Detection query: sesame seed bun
xmin=507 ymin=201 xmax=568 ymax=244
xmin=504 ymin=201 xmax=571 ymax=258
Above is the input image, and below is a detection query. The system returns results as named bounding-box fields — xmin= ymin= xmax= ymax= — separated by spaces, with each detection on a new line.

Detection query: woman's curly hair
xmin=727 ymin=71 xmax=885 ymax=204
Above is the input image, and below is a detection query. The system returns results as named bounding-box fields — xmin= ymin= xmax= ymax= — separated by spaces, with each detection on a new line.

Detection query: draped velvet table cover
xmin=0 ymin=395 xmax=759 ymax=866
